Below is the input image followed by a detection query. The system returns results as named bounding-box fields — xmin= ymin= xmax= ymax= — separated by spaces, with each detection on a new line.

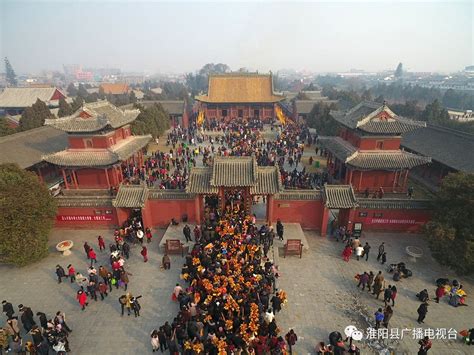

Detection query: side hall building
xmin=42 ymin=100 xmax=151 ymax=189
xmin=319 ymin=101 xmax=431 ymax=193
xmin=195 ymin=73 xmax=285 ymax=122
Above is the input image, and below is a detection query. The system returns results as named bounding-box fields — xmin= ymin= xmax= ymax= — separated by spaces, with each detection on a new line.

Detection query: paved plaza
xmin=1 ymin=226 xmax=473 ymax=354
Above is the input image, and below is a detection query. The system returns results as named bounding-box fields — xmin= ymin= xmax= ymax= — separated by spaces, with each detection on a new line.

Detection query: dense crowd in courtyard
xmin=120 ymin=118 xmax=328 ymax=191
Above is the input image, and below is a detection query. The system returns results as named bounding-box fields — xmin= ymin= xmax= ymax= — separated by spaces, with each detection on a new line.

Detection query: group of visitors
xmin=150 ymin=208 xmax=302 ymax=354
xmin=1 ymin=301 xmax=71 ymax=354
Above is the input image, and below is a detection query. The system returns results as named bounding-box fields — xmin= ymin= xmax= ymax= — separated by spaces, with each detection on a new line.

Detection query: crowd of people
xmin=149 ymin=208 xmax=300 ymax=354
xmin=1 ymin=302 xmax=72 ymax=354
xmin=119 ymin=117 xmax=327 ymax=192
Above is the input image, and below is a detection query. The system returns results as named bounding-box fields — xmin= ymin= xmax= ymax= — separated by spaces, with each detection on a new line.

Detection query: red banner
xmin=57 ymin=215 xmax=112 ymax=222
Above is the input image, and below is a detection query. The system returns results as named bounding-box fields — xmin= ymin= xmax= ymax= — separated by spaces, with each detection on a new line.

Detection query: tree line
xmin=311 ymin=87 xmax=474 ymax=134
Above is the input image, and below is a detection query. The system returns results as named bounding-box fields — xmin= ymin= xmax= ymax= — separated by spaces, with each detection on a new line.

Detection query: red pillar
xmin=61 ymin=169 xmax=69 ymax=190
xmin=320 ymin=207 xmax=330 ymax=237
xmin=403 ymin=169 xmax=409 ymax=192
xmin=195 ymin=194 xmax=202 ymax=224
xmin=392 ymin=170 xmax=398 ymax=192
xmin=104 ymin=168 xmax=111 ymax=189
xmin=358 ymin=171 xmax=363 ymax=191
xmin=266 ymin=194 xmax=274 ymax=226
xmin=347 ymin=208 xmax=356 ymax=232
xmin=219 ymin=187 xmax=225 ymax=212
xmin=72 ymin=169 xmax=79 ymax=189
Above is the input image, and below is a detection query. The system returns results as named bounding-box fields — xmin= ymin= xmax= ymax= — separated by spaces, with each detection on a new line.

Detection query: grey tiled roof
xmin=0 ymin=87 xmax=66 ymax=108
xmin=401 ymin=124 xmax=474 ymax=173
xmin=275 ymin=189 xmax=322 ymax=200
xmin=45 ymin=101 xmax=140 ymax=133
xmin=318 ymin=136 xmax=357 ymax=161
xmin=0 ymin=126 xmax=68 ymax=169
xmin=250 ymin=166 xmax=282 ymax=195
xmin=186 ymin=168 xmax=219 ymax=194
xmin=334 ymin=101 xmax=426 ymax=134
xmin=42 ymin=135 xmax=151 ymax=167
xmin=113 ymin=184 xmax=149 ymax=208
xmin=319 ymin=136 xmax=430 ymax=170
xmin=211 ymin=156 xmax=258 ymax=187
xmin=187 ymin=161 xmax=282 ymax=195
xmin=357 ymin=198 xmax=432 ymax=210
xmin=157 ymin=101 xmax=185 ymax=115
xmin=323 ymin=184 xmax=359 ymax=208
xmin=347 ymin=151 xmax=431 ymax=170
xmin=295 ymin=99 xmax=337 ymax=114
xmin=55 ymin=195 xmax=113 ymax=207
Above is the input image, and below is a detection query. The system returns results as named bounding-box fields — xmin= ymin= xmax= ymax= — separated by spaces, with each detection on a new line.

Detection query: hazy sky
xmin=0 ymin=0 xmax=472 ymax=74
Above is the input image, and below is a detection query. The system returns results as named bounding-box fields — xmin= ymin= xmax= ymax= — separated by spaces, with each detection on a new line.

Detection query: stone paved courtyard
xmin=1 ymin=228 xmax=473 ymax=354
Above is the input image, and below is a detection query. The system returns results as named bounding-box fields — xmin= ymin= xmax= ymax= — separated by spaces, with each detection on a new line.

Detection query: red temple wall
xmin=202 ymin=104 xmax=274 ymax=120
xmin=68 ymin=127 xmax=131 ymax=149
xmin=340 ymin=129 xmax=401 ymax=150
xmin=352 ymin=208 xmax=431 ymax=233
xmin=143 ymin=199 xmax=196 ymax=227
xmin=350 ymin=170 xmax=401 ymax=192
xmin=75 ymin=169 xmax=110 ymax=188
xmin=359 ymin=137 xmax=401 ymax=150
xmin=272 ymin=199 xmax=324 ymax=230
xmin=55 ymin=206 xmax=118 ymax=228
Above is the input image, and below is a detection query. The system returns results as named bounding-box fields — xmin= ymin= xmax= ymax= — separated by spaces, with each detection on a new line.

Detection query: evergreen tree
xmin=420 ymin=99 xmax=450 ymax=124
xmin=307 ymin=102 xmax=339 ymax=135
xmin=425 ymin=172 xmax=474 ymax=274
xmin=0 ymin=163 xmax=57 ymax=266
xmin=395 ymin=62 xmax=403 ymax=78
xmin=129 ymin=91 xmax=137 ymax=104
xmin=71 ymin=96 xmax=84 ymax=112
xmin=58 ymin=97 xmax=74 ymax=117
xmin=66 ymin=83 xmax=78 ymax=97
xmin=19 ymin=99 xmax=55 ymax=131
xmin=0 ymin=118 xmax=16 ymax=137
xmin=77 ymin=84 xmax=89 ymax=98
xmin=4 ymin=57 xmax=17 ymax=86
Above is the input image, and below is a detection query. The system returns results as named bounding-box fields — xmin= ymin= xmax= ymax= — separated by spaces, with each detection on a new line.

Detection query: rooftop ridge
xmin=0 ymin=125 xmax=53 ymax=143
xmin=427 ymin=123 xmax=474 ymax=140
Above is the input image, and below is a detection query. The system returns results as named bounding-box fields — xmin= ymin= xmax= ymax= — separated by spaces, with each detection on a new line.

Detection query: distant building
xmin=0 ymin=87 xmax=67 ymax=115
xmin=75 ymin=70 xmax=94 ymax=81
xmin=121 ymin=100 xmax=188 ymax=127
xmin=195 ymin=73 xmax=285 ymax=122
xmin=100 ymin=83 xmax=130 ymax=95
xmin=447 ymin=109 xmax=474 ymax=122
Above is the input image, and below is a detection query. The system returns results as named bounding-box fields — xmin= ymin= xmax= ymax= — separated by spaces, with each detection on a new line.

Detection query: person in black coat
xmin=2 ymin=300 xmax=14 ymax=318
xmin=19 ymin=305 xmax=36 ymax=332
xmin=271 ymin=294 xmax=282 ymax=313
xmin=276 ymin=220 xmax=284 ymax=241
xmin=417 ymin=302 xmax=429 ymax=324
xmin=56 ymin=265 xmax=66 ymax=283
xmin=36 ymin=312 xmax=48 ymax=330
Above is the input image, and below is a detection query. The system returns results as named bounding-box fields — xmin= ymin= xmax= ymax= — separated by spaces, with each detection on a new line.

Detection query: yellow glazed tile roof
xmin=195 ymin=73 xmax=285 ymax=103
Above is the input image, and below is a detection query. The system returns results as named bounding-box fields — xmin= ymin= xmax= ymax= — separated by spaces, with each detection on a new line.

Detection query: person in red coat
xmin=67 ymin=264 xmax=76 ymax=283
xmin=88 ymin=248 xmax=97 ymax=267
xmin=76 ymin=290 xmax=88 ymax=311
xmin=97 ymin=236 xmax=106 ymax=251
xmin=141 ymin=246 xmax=148 ymax=262
xmin=342 ymin=245 xmax=353 ymax=262
xmin=145 ymin=228 xmax=153 ymax=243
